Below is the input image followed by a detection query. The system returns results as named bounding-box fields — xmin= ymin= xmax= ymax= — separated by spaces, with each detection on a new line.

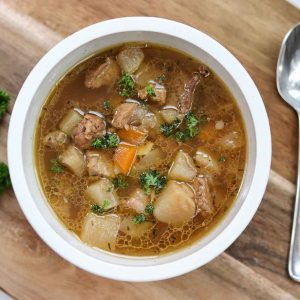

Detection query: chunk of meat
xmin=117 ymin=48 xmax=144 ymax=74
xmin=86 ymin=150 xmax=115 ymax=177
xmin=193 ymin=175 xmax=214 ymax=216
xmin=81 ymin=213 xmax=120 ymax=251
xmin=138 ymin=81 xmax=167 ymax=105
xmin=43 ymin=130 xmax=69 ymax=149
xmin=168 ymin=150 xmax=197 ymax=182
xmin=73 ymin=114 xmax=106 ymax=149
xmin=154 ymin=180 xmax=196 ymax=226
xmin=178 ymin=73 xmax=201 ymax=114
xmin=127 ymin=188 xmax=149 ymax=213
xmin=85 ymin=57 xmax=120 ymax=89
xmin=111 ymin=102 xmax=146 ymax=129
xmin=85 ymin=178 xmax=118 ymax=210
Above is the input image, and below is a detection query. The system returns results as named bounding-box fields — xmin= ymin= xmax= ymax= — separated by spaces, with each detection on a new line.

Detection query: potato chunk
xmin=119 ymin=217 xmax=153 ymax=238
xmin=58 ymin=145 xmax=85 ymax=176
xmin=168 ymin=150 xmax=197 ymax=182
xmin=154 ymin=180 xmax=196 ymax=226
xmin=160 ymin=108 xmax=179 ymax=124
xmin=86 ymin=150 xmax=115 ymax=177
xmin=194 ymin=148 xmax=219 ymax=174
xmin=117 ymin=48 xmax=144 ymax=74
xmin=81 ymin=213 xmax=120 ymax=251
xmin=127 ymin=188 xmax=149 ymax=213
xmin=85 ymin=178 xmax=118 ymax=210
xmin=59 ymin=109 xmax=83 ymax=136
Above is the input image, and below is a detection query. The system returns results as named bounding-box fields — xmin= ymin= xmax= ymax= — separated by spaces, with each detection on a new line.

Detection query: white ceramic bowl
xmin=7 ymin=17 xmax=271 ymax=281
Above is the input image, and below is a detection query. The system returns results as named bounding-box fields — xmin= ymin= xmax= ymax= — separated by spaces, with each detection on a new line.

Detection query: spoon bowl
xmin=277 ymin=22 xmax=300 ymax=282
xmin=277 ymin=23 xmax=300 ymax=110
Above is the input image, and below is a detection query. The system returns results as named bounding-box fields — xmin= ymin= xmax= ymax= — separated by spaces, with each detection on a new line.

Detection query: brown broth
xmin=35 ymin=43 xmax=246 ymax=256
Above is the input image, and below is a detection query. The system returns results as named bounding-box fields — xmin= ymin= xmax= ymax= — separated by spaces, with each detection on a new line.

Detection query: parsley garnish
xmin=0 ymin=162 xmax=11 ymax=194
xmin=0 ymin=90 xmax=10 ymax=121
xmin=133 ymin=214 xmax=146 ymax=224
xmin=175 ymin=112 xmax=207 ymax=142
xmin=145 ymin=203 xmax=154 ymax=215
xmin=160 ymin=118 xmax=180 ymax=137
xmin=140 ymin=170 xmax=167 ymax=195
xmin=112 ymin=175 xmax=128 ymax=189
xmin=49 ymin=159 xmax=64 ymax=173
xmin=91 ymin=199 xmax=111 ymax=215
xmin=103 ymin=100 xmax=110 ymax=110
xmin=219 ymin=155 xmax=226 ymax=163
xmin=146 ymin=85 xmax=156 ymax=97
xmin=91 ymin=133 xmax=119 ymax=149
xmin=118 ymin=73 xmax=135 ymax=97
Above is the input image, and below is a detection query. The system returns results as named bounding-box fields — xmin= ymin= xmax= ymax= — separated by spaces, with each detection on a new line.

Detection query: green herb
xmin=219 ymin=155 xmax=226 ymax=163
xmin=102 ymin=199 xmax=111 ymax=209
xmin=0 ymin=90 xmax=10 ymax=120
xmin=146 ymin=85 xmax=156 ymax=97
xmin=175 ymin=112 xmax=207 ymax=142
xmin=0 ymin=162 xmax=11 ymax=194
xmin=132 ymin=214 xmax=145 ymax=224
xmin=91 ymin=199 xmax=111 ymax=215
xmin=145 ymin=203 xmax=154 ymax=214
xmin=106 ymin=186 xmax=113 ymax=192
xmin=112 ymin=175 xmax=128 ymax=189
xmin=118 ymin=73 xmax=135 ymax=97
xmin=49 ymin=159 xmax=64 ymax=173
xmin=91 ymin=133 xmax=119 ymax=149
xmin=140 ymin=170 xmax=167 ymax=195
xmin=160 ymin=118 xmax=180 ymax=137
xmin=103 ymin=100 xmax=110 ymax=110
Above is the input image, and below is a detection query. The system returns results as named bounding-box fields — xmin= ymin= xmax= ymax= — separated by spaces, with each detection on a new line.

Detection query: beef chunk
xmin=111 ymin=102 xmax=146 ymax=129
xmin=85 ymin=57 xmax=120 ymax=89
xmin=73 ymin=114 xmax=106 ymax=149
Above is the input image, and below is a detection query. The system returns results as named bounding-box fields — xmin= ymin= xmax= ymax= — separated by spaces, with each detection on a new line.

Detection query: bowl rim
xmin=8 ymin=16 xmax=271 ymax=281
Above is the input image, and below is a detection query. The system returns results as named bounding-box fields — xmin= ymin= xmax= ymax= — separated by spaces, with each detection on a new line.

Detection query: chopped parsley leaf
xmin=132 ymin=214 xmax=146 ymax=224
xmin=140 ymin=170 xmax=167 ymax=195
xmin=91 ymin=133 xmax=119 ymax=149
xmin=145 ymin=203 xmax=154 ymax=214
xmin=91 ymin=199 xmax=111 ymax=215
xmin=146 ymin=85 xmax=156 ymax=97
xmin=118 ymin=73 xmax=135 ymax=97
xmin=103 ymin=100 xmax=110 ymax=110
xmin=160 ymin=118 xmax=180 ymax=137
xmin=49 ymin=159 xmax=64 ymax=173
xmin=112 ymin=175 xmax=128 ymax=189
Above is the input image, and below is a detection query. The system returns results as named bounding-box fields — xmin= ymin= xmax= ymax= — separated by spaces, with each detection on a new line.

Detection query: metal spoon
xmin=277 ymin=23 xmax=300 ymax=282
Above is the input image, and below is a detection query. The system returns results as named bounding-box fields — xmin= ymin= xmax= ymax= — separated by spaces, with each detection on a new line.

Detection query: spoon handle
xmin=289 ymin=112 xmax=300 ymax=282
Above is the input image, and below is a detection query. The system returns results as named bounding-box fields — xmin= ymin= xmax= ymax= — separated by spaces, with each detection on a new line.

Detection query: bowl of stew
xmin=8 ymin=17 xmax=271 ymax=281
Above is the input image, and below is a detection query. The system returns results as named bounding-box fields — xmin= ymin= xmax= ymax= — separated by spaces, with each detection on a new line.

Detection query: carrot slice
xmin=118 ymin=127 xmax=147 ymax=145
xmin=113 ymin=143 xmax=137 ymax=174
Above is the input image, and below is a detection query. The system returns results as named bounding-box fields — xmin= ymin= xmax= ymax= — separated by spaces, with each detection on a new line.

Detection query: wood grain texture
xmin=0 ymin=0 xmax=300 ymax=299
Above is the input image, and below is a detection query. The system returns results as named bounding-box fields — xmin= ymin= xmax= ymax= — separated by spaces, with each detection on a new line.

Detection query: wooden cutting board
xmin=0 ymin=0 xmax=300 ymax=299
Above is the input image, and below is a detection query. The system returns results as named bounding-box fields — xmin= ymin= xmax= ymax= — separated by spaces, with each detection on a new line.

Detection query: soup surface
xmin=35 ymin=43 xmax=246 ymax=256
